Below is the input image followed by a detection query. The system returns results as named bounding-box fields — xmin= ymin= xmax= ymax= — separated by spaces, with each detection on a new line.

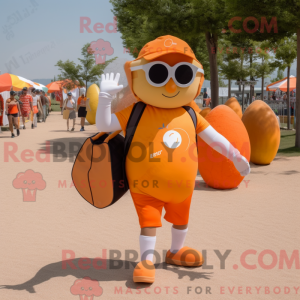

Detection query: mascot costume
xmin=95 ymin=35 xmax=250 ymax=283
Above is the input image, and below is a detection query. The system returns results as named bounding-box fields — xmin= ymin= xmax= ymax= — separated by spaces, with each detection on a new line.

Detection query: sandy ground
xmin=0 ymin=111 xmax=299 ymax=300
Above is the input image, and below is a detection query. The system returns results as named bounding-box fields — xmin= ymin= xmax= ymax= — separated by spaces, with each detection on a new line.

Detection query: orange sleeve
xmin=115 ymin=103 xmax=135 ymax=135
xmin=77 ymin=97 xmax=81 ymax=106
xmin=195 ymin=111 xmax=210 ymax=134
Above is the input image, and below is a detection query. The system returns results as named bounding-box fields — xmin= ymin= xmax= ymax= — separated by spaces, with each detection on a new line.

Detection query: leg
xmin=14 ymin=116 xmax=19 ymax=136
xmin=81 ymin=117 xmax=85 ymax=127
xmin=8 ymin=115 xmax=13 ymax=134
xmin=131 ymin=192 xmax=164 ymax=283
xmin=14 ymin=116 xmax=19 ymax=129
xmin=72 ymin=118 xmax=75 ymax=129
xmin=34 ymin=113 xmax=37 ymax=127
xmin=164 ymin=193 xmax=203 ymax=267
xmin=67 ymin=119 xmax=69 ymax=130
xmin=43 ymin=106 xmax=46 ymax=122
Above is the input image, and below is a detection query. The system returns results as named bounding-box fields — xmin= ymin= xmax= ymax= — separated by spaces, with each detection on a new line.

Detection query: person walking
xmin=45 ymin=93 xmax=52 ymax=113
xmin=35 ymin=90 xmax=43 ymax=122
xmin=5 ymin=91 xmax=21 ymax=138
xmin=77 ymin=92 xmax=87 ymax=131
xmin=63 ymin=92 xmax=76 ymax=131
xmin=283 ymin=93 xmax=287 ymax=101
xmin=31 ymin=89 xmax=42 ymax=128
xmin=19 ymin=87 xmax=33 ymax=129
xmin=0 ymin=94 xmax=4 ymax=134
xmin=203 ymin=91 xmax=208 ymax=107
xmin=39 ymin=91 xmax=48 ymax=122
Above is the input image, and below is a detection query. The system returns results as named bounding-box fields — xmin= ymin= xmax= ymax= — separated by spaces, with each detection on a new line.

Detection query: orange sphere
xmin=242 ymin=100 xmax=280 ymax=165
xmin=198 ymin=105 xmax=251 ymax=189
xmin=200 ymin=107 xmax=211 ymax=118
xmin=224 ymin=97 xmax=243 ymax=118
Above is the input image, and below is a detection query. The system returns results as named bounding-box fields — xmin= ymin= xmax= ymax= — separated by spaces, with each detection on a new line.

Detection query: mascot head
xmin=124 ymin=35 xmax=205 ymax=109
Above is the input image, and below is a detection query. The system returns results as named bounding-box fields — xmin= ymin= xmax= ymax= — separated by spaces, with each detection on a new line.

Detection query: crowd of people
xmin=0 ymin=87 xmax=51 ymax=137
xmin=0 ymin=87 xmax=89 ymax=137
xmin=62 ymin=91 xmax=87 ymax=131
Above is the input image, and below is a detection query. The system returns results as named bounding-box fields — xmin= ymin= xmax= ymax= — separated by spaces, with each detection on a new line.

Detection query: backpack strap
xmin=182 ymin=106 xmax=198 ymax=153
xmin=123 ymin=101 xmax=147 ymax=189
xmin=182 ymin=106 xmax=197 ymax=129
xmin=124 ymin=101 xmax=147 ymax=156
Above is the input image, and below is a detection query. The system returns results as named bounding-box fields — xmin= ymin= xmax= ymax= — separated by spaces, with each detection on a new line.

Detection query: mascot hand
xmin=100 ymin=73 xmax=123 ymax=97
xmin=232 ymin=149 xmax=251 ymax=176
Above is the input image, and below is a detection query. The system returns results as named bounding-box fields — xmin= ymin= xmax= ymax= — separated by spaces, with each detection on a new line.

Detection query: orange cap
xmin=135 ymin=35 xmax=200 ymax=63
xmin=124 ymin=35 xmax=204 ymax=101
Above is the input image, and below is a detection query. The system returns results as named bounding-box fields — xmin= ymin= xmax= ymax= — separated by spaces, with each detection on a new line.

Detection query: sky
xmin=0 ymin=0 xmax=133 ymax=82
xmin=0 ymin=0 xmax=297 ymax=85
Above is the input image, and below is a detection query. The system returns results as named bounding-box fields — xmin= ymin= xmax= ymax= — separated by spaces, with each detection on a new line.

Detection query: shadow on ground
xmin=0 ymin=259 xmax=212 ymax=293
xmin=38 ymin=136 xmax=95 ymax=163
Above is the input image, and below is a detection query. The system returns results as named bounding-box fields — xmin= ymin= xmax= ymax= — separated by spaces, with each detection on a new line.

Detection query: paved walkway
xmin=0 ymin=111 xmax=300 ymax=299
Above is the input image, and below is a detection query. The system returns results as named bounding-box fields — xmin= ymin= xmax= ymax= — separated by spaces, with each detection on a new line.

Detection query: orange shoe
xmin=165 ymin=246 xmax=204 ymax=267
xmin=133 ymin=260 xmax=155 ymax=283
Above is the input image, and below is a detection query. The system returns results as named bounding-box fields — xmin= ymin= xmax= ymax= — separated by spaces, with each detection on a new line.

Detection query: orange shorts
xmin=131 ymin=191 xmax=192 ymax=228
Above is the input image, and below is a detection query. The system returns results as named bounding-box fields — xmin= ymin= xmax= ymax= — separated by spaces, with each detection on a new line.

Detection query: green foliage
xmin=273 ymin=35 xmax=297 ymax=69
xmin=55 ymin=43 xmax=117 ymax=89
xmin=271 ymin=68 xmax=285 ymax=83
xmin=110 ymin=0 xmax=229 ymax=80
xmin=219 ymin=76 xmax=228 ymax=87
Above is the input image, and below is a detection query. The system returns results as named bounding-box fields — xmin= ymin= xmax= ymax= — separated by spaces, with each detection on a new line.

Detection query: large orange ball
xmin=242 ymin=100 xmax=280 ymax=165
xmin=200 ymin=107 xmax=211 ymax=118
xmin=198 ymin=105 xmax=251 ymax=189
xmin=225 ymin=97 xmax=243 ymax=119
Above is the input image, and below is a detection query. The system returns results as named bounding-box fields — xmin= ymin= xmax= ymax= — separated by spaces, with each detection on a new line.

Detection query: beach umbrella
xmin=33 ymin=82 xmax=48 ymax=93
xmin=266 ymin=75 xmax=296 ymax=92
xmin=0 ymin=73 xmax=36 ymax=92
xmin=46 ymin=81 xmax=62 ymax=93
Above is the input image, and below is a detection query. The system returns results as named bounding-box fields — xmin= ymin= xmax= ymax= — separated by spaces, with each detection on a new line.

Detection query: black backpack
xmin=72 ymin=102 xmax=197 ymax=209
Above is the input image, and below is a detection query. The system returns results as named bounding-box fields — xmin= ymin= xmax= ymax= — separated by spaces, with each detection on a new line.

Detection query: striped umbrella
xmin=33 ymin=82 xmax=48 ymax=93
xmin=0 ymin=73 xmax=37 ymax=92
xmin=266 ymin=75 xmax=296 ymax=92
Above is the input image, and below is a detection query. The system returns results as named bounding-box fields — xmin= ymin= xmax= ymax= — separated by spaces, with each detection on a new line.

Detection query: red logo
xmin=12 ymin=169 xmax=46 ymax=202
xmin=70 ymin=277 xmax=103 ymax=300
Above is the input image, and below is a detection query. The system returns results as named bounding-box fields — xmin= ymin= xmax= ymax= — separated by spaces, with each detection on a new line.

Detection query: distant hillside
xmin=30 ymin=79 xmax=52 ymax=86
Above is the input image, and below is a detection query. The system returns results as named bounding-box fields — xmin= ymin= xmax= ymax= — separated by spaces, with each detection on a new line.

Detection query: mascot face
xmin=131 ymin=53 xmax=202 ymax=108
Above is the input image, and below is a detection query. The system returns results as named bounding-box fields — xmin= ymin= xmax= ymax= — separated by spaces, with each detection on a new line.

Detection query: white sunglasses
xmin=130 ymin=61 xmax=204 ymax=88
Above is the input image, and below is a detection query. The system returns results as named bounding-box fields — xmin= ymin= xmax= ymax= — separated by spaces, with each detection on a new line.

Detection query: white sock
xmin=139 ymin=235 xmax=156 ymax=262
xmin=170 ymin=227 xmax=188 ymax=254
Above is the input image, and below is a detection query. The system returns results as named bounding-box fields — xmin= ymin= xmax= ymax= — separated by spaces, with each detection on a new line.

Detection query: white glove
xmin=198 ymin=126 xmax=251 ymax=177
xmin=96 ymin=73 xmax=122 ymax=132
xmin=100 ymin=73 xmax=123 ymax=96
xmin=232 ymin=149 xmax=251 ymax=176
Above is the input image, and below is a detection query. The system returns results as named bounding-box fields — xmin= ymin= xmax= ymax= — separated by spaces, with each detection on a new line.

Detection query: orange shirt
xmin=115 ymin=103 xmax=210 ymax=203
xmin=7 ymin=100 xmax=19 ymax=114
xmin=77 ymin=97 xmax=87 ymax=107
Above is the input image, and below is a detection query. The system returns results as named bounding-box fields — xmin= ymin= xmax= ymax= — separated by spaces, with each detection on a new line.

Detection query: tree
xmin=226 ymin=0 xmax=299 ymax=146
xmin=218 ymin=36 xmax=263 ymax=102
xmin=218 ymin=76 xmax=228 ymax=87
xmin=55 ymin=43 xmax=117 ymax=91
xmin=111 ymin=0 xmax=229 ymax=108
xmin=252 ymin=42 xmax=276 ymax=101
xmin=271 ymin=35 xmax=297 ymax=129
xmin=271 ymin=68 xmax=285 ymax=83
